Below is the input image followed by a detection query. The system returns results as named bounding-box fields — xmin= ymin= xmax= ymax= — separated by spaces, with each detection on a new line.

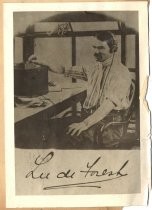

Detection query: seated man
xmin=29 ymin=31 xmax=132 ymax=149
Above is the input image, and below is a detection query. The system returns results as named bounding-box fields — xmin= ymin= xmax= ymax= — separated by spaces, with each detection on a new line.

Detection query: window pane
xmin=76 ymin=36 xmax=95 ymax=66
xmin=34 ymin=37 xmax=72 ymax=68
xmin=14 ymin=37 xmax=23 ymax=64
xmin=71 ymin=21 xmax=118 ymax=31
xmin=126 ymin=35 xmax=136 ymax=68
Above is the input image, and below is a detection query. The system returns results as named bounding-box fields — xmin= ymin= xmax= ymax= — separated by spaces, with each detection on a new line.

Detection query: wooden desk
xmin=15 ymin=85 xmax=86 ymax=124
xmin=15 ymin=83 xmax=86 ymax=148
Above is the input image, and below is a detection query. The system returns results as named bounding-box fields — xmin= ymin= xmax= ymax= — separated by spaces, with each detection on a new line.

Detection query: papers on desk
xmin=15 ymin=96 xmax=54 ymax=108
xmin=28 ymin=100 xmax=48 ymax=108
xmin=14 ymin=96 xmax=33 ymax=105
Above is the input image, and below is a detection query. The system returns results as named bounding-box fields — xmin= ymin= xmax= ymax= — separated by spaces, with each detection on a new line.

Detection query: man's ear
xmin=110 ymin=44 xmax=118 ymax=53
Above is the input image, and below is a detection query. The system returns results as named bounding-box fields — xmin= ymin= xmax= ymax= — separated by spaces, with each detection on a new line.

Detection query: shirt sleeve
xmin=64 ymin=65 xmax=86 ymax=80
xmin=64 ymin=65 xmax=92 ymax=81
xmin=105 ymin=72 xmax=132 ymax=110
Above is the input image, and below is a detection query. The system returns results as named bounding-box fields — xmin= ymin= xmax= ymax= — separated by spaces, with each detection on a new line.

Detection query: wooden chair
xmin=94 ymin=80 xmax=136 ymax=148
xmin=62 ymin=80 xmax=136 ymax=149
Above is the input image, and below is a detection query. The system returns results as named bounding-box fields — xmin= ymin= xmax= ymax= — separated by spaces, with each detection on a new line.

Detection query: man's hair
xmin=95 ymin=31 xmax=118 ymax=53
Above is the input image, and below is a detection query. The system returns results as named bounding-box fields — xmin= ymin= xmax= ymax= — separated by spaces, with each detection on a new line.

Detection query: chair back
xmin=123 ymin=80 xmax=136 ymax=121
xmin=128 ymin=80 xmax=136 ymax=108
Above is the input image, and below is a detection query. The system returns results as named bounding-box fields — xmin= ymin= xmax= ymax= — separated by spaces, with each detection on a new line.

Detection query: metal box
xmin=14 ymin=65 xmax=48 ymax=97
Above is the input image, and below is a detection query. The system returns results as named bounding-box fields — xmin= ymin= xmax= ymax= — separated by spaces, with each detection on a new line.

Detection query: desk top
xmin=15 ymin=81 xmax=86 ymax=123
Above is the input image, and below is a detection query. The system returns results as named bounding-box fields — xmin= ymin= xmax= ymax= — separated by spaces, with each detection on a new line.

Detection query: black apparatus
xmin=14 ymin=63 xmax=48 ymax=97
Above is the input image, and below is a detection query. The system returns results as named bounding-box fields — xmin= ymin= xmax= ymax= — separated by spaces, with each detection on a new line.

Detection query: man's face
xmin=92 ymin=38 xmax=112 ymax=62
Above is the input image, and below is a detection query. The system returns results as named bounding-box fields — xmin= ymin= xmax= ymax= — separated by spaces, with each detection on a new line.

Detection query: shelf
xmin=16 ymin=29 xmax=137 ymax=39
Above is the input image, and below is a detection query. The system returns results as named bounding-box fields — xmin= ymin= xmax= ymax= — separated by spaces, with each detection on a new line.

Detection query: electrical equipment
xmin=14 ymin=63 xmax=48 ymax=97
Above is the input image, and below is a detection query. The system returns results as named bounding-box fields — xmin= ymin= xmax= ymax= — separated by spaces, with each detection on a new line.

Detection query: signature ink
xmin=25 ymin=151 xmax=54 ymax=179
xmin=25 ymin=151 xmax=129 ymax=190
xmin=43 ymin=156 xmax=129 ymax=190
xmin=57 ymin=170 xmax=75 ymax=179
xmin=80 ymin=157 xmax=128 ymax=178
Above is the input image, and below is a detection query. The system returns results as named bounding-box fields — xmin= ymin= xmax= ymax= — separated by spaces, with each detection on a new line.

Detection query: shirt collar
xmin=102 ymin=56 xmax=113 ymax=67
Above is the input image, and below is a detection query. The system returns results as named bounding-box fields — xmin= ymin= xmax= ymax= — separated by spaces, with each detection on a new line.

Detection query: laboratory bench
xmin=14 ymin=73 xmax=87 ymax=149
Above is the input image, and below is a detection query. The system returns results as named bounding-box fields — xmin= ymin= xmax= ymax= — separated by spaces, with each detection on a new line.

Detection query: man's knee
xmin=101 ymin=125 xmax=123 ymax=148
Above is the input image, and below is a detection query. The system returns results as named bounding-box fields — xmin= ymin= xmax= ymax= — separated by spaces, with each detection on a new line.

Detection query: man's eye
xmin=92 ymin=46 xmax=97 ymax=49
xmin=98 ymin=46 xmax=105 ymax=49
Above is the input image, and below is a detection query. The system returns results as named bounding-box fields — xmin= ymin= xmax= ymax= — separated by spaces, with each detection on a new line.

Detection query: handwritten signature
xmin=25 ymin=151 xmax=129 ymax=190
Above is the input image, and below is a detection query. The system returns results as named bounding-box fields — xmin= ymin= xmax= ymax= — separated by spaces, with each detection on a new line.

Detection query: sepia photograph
xmin=3 ymin=1 xmax=150 ymax=208
xmin=14 ymin=11 xmax=139 ymax=150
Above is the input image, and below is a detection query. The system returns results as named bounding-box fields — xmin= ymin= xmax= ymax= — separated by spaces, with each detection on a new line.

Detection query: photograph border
xmin=3 ymin=1 xmax=150 ymax=208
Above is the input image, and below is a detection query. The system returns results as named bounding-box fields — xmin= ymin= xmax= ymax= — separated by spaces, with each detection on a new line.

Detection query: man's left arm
xmin=67 ymin=99 xmax=115 ymax=136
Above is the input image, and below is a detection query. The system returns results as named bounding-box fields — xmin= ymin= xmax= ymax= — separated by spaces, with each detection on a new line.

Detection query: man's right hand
xmin=28 ymin=54 xmax=37 ymax=62
xmin=27 ymin=54 xmax=45 ymax=66
xmin=27 ymin=54 xmax=65 ymax=74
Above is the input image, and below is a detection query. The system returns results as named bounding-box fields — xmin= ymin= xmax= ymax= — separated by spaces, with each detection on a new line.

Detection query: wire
xmin=98 ymin=52 xmax=115 ymax=105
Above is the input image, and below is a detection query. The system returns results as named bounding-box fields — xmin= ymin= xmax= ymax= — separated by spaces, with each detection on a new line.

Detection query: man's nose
xmin=94 ymin=48 xmax=100 ymax=54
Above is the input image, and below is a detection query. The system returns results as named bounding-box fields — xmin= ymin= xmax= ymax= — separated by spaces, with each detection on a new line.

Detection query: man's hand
xmin=27 ymin=54 xmax=65 ymax=74
xmin=67 ymin=122 xmax=88 ymax=136
xmin=27 ymin=54 xmax=45 ymax=66
xmin=28 ymin=54 xmax=37 ymax=62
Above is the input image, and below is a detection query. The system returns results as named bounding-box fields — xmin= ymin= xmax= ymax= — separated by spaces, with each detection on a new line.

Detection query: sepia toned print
xmin=14 ymin=11 xmax=139 ymax=150
xmin=4 ymin=1 xmax=150 ymax=208
xmin=14 ymin=10 xmax=141 ymax=195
